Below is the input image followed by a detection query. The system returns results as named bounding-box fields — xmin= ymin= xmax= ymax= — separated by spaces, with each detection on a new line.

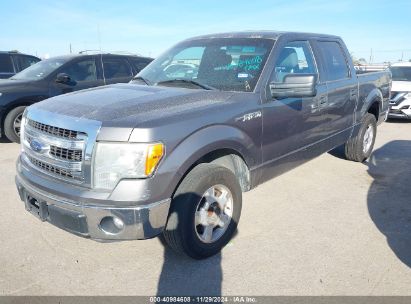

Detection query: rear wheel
xmin=163 ymin=163 xmax=242 ymax=259
xmin=4 ymin=106 xmax=26 ymax=143
xmin=344 ymin=113 xmax=377 ymax=162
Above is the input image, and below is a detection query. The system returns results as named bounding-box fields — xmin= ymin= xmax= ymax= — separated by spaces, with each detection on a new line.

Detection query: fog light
xmin=99 ymin=216 xmax=125 ymax=235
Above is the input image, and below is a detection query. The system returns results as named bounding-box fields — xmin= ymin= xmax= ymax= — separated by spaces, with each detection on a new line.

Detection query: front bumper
xmin=388 ymin=96 xmax=411 ymax=119
xmin=388 ymin=106 xmax=411 ymax=119
xmin=15 ymin=168 xmax=171 ymax=241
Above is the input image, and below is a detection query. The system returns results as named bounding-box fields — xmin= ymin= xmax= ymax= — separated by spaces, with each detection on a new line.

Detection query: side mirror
xmin=56 ymin=73 xmax=72 ymax=84
xmin=269 ymin=73 xmax=317 ymax=98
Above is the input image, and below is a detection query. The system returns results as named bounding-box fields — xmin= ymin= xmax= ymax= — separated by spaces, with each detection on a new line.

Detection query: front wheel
xmin=4 ymin=106 xmax=26 ymax=143
xmin=163 ymin=163 xmax=242 ymax=259
xmin=344 ymin=113 xmax=377 ymax=162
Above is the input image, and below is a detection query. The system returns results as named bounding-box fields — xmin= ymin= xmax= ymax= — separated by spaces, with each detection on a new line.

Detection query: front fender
xmin=165 ymin=124 xmax=260 ymax=178
xmin=113 ymin=124 xmax=260 ymax=204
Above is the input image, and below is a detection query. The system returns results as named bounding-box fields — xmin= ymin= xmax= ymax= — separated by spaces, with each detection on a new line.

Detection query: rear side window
xmin=129 ymin=58 xmax=152 ymax=73
xmin=0 ymin=54 xmax=14 ymax=73
xmin=317 ymin=41 xmax=349 ymax=81
xmin=103 ymin=58 xmax=133 ymax=79
xmin=16 ymin=55 xmax=40 ymax=71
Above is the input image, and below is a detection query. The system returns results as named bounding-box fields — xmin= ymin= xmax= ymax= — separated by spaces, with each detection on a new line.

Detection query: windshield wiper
xmin=156 ymin=79 xmax=216 ymax=90
xmin=132 ymin=76 xmax=151 ymax=85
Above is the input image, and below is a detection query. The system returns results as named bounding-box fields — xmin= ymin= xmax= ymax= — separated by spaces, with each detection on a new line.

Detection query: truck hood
xmin=31 ymin=83 xmax=235 ymax=128
xmin=391 ymin=81 xmax=411 ymax=92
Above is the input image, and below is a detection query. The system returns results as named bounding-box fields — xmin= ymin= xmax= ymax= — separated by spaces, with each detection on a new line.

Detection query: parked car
xmin=388 ymin=62 xmax=411 ymax=119
xmin=0 ymin=51 xmax=40 ymax=79
xmin=15 ymin=31 xmax=391 ymax=259
xmin=0 ymin=53 xmax=153 ymax=142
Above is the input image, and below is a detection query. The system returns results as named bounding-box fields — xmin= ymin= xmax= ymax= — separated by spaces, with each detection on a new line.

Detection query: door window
xmin=17 ymin=55 xmax=40 ymax=71
xmin=59 ymin=59 xmax=97 ymax=82
xmin=272 ymin=41 xmax=316 ymax=82
xmin=103 ymin=58 xmax=133 ymax=79
xmin=129 ymin=58 xmax=152 ymax=73
xmin=317 ymin=41 xmax=349 ymax=81
xmin=0 ymin=54 xmax=14 ymax=73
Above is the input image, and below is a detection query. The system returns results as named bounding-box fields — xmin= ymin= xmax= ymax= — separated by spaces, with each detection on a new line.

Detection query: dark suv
xmin=0 ymin=53 xmax=153 ymax=142
xmin=0 ymin=51 xmax=40 ymax=79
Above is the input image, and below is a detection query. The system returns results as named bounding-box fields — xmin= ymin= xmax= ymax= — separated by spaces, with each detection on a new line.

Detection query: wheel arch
xmin=1 ymin=99 xmax=34 ymax=132
xmin=360 ymin=88 xmax=383 ymax=122
xmin=161 ymin=125 xmax=259 ymax=198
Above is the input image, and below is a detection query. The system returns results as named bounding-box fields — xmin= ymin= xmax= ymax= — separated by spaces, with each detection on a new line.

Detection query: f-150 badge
xmin=236 ymin=111 xmax=262 ymax=122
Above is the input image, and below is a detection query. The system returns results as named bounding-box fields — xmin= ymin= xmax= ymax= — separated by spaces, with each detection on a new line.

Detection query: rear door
xmin=312 ymin=40 xmax=357 ymax=143
xmin=102 ymin=56 xmax=134 ymax=84
xmin=0 ymin=54 xmax=15 ymax=78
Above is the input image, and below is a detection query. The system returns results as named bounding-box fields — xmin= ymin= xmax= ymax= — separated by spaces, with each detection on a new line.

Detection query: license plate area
xmin=25 ymin=194 xmax=49 ymax=221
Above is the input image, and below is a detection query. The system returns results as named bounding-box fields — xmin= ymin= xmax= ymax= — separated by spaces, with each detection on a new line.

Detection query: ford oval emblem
xmin=30 ymin=139 xmax=45 ymax=153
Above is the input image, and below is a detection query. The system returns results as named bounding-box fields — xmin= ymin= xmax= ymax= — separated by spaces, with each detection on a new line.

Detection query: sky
xmin=1 ymin=0 xmax=410 ymax=63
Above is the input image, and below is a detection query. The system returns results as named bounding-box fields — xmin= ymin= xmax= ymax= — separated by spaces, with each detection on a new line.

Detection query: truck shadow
xmin=0 ymin=137 xmax=12 ymax=144
xmin=156 ymin=230 xmax=242 ymax=297
xmin=156 ymin=238 xmax=222 ymax=297
xmin=367 ymin=140 xmax=411 ymax=267
xmin=155 ymin=192 xmax=240 ymax=297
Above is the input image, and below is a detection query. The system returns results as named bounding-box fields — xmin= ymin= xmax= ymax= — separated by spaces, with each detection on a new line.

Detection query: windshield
xmin=136 ymin=38 xmax=274 ymax=92
xmin=390 ymin=66 xmax=411 ymax=81
xmin=11 ymin=57 xmax=69 ymax=80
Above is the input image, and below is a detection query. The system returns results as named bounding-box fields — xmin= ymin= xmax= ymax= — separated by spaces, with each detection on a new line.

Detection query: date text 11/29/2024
xmin=149 ymin=296 xmax=257 ymax=303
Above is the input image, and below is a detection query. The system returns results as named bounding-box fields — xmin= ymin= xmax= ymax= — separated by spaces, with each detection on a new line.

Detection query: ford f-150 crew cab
xmin=15 ymin=32 xmax=391 ymax=259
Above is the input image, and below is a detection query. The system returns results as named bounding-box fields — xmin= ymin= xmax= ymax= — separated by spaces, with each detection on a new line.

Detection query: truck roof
xmin=185 ymin=31 xmax=341 ymax=41
xmin=42 ymin=53 xmax=153 ymax=61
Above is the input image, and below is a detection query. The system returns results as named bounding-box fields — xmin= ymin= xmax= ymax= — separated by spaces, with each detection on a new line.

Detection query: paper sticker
xmin=238 ymin=73 xmax=249 ymax=78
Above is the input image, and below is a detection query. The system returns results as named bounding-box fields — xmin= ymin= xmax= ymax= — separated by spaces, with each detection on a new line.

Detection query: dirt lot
xmin=0 ymin=120 xmax=410 ymax=296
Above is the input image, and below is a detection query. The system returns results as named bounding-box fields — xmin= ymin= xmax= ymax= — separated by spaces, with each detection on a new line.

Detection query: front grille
xmin=28 ymin=156 xmax=78 ymax=180
xmin=390 ymin=108 xmax=403 ymax=114
xmin=389 ymin=92 xmax=406 ymax=105
xmin=28 ymin=119 xmax=79 ymax=139
xmin=24 ymin=118 xmax=86 ymax=182
xmin=390 ymin=92 xmax=399 ymax=100
xmin=49 ymin=145 xmax=82 ymax=161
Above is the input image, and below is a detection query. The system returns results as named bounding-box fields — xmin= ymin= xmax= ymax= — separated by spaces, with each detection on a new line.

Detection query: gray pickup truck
xmin=15 ymin=31 xmax=391 ymax=259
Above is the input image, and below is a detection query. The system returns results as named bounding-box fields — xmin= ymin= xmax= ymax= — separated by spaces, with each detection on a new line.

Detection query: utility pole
xmin=69 ymin=43 xmax=72 ymax=54
xmin=369 ymin=48 xmax=373 ymax=64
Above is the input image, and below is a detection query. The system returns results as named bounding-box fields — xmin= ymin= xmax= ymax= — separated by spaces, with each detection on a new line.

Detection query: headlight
xmin=93 ymin=142 xmax=164 ymax=190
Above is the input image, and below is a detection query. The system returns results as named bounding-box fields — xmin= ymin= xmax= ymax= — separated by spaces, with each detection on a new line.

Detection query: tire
xmin=344 ymin=113 xmax=377 ymax=162
xmin=4 ymin=106 xmax=26 ymax=143
xmin=163 ymin=163 xmax=242 ymax=259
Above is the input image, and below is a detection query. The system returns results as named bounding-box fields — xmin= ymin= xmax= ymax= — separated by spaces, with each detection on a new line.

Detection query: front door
xmin=49 ymin=58 xmax=103 ymax=96
xmin=261 ymin=40 xmax=328 ymax=181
